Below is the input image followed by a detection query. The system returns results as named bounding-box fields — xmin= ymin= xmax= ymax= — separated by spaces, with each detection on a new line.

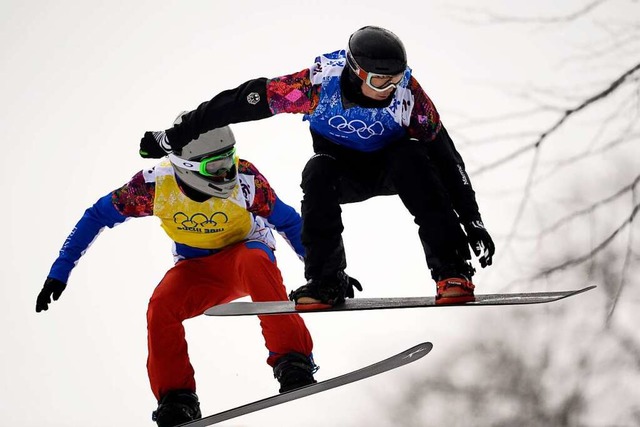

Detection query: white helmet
xmin=168 ymin=112 xmax=238 ymax=198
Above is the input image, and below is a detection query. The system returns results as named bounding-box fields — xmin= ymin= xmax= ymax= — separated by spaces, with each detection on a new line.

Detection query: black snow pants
xmin=300 ymin=131 xmax=470 ymax=281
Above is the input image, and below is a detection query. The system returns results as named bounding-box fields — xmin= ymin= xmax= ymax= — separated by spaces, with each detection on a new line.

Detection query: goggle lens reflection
xmin=199 ymin=147 xmax=236 ymax=179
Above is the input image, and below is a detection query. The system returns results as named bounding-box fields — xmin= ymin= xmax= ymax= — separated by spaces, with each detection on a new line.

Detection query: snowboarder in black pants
xmin=139 ymin=26 xmax=495 ymax=308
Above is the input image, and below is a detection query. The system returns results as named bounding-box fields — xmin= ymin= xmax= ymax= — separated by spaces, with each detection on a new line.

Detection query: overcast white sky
xmin=1 ymin=1 xmax=637 ymax=426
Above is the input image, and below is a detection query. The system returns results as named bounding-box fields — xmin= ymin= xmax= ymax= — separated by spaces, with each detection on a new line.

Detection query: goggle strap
xmin=168 ymin=153 xmax=201 ymax=173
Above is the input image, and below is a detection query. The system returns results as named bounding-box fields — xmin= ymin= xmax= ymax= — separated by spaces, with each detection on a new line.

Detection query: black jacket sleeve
xmin=165 ymin=78 xmax=273 ymax=150
xmin=426 ymin=125 xmax=482 ymax=223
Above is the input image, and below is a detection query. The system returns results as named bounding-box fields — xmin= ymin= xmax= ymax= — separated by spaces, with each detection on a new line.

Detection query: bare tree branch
xmin=456 ymin=131 xmax=539 ymax=149
xmin=454 ymin=0 xmax=610 ymax=25
xmin=559 ymin=27 xmax=640 ymax=66
xmin=538 ymin=174 xmax=640 ymax=239
xmin=505 ymin=171 xmax=640 ymax=242
xmin=536 ymin=199 xmax=640 ymax=276
xmin=471 ymin=61 xmax=640 ymax=177
xmin=389 ymin=6 xmax=640 ymax=426
xmin=451 ymin=107 xmax=549 ymax=130
xmin=492 ymin=65 xmax=639 ymax=253
xmin=501 ymin=141 xmax=542 ymax=252
xmin=544 ymin=133 xmax=640 ymax=178
xmin=606 ymin=185 xmax=638 ymax=325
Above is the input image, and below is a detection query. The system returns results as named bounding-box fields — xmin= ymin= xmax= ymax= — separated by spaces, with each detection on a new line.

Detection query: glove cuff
xmin=464 ymin=218 xmax=485 ymax=230
xmin=152 ymin=131 xmax=172 ymax=153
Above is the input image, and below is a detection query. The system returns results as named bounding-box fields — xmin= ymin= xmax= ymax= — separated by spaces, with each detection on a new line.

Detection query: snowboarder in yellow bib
xmin=37 ymin=114 xmax=317 ymax=427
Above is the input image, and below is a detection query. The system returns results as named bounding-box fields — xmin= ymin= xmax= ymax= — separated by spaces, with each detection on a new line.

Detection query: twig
xmin=471 ymin=61 xmax=640 ymax=177
xmin=537 ymin=200 xmax=640 ymax=277
xmin=606 ymin=186 xmax=638 ymax=326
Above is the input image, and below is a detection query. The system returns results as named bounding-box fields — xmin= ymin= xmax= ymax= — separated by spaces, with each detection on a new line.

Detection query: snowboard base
xmin=177 ymin=342 xmax=433 ymax=426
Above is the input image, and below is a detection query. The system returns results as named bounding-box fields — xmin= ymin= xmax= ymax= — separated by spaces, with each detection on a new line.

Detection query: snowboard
xmin=176 ymin=341 xmax=433 ymax=426
xmin=205 ymin=285 xmax=596 ymax=317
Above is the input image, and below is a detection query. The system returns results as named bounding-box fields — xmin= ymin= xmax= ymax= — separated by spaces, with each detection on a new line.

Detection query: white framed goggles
xmin=346 ymin=51 xmax=404 ymax=92
xmin=169 ymin=147 xmax=236 ymax=180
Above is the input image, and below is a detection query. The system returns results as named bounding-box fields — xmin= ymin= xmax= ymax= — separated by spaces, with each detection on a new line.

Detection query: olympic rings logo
xmin=173 ymin=212 xmax=229 ymax=227
xmin=328 ymin=116 xmax=384 ymax=139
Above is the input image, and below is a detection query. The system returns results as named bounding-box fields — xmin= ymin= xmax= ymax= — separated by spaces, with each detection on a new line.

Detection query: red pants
xmin=146 ymin=241 xmax=313 ymax=400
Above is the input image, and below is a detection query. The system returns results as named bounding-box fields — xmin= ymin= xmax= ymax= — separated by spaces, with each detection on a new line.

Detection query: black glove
xmin=139 ymin=131 xmax=172 ymax=158
xmin=36 ymin=278 xmax=67 ymax=312
xmin=345 ymin=274 xmax=363 ymax=299
xmin=463 ymin=220 xmax=495 ymax=268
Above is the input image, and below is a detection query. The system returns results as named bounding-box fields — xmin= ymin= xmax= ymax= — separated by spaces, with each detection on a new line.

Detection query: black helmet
xmin=347 ymin=26 xmax=407 ymax=75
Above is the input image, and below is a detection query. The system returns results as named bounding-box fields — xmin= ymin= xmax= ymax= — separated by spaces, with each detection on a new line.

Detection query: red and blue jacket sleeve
xmin=240 ymin=160 xmax=305 ymax=259
xmin=47 ymin=171 xmax=154 ymax=283
xmin=266 ymin=196 xmax=305 ymax=260
xmin=47 ymin=195 xmax=127 ymax=283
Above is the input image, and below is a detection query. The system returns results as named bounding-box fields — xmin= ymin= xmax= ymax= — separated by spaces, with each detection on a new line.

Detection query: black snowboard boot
xmin=289 ymin=271 xmax=362 ymax=308
xmin=273 ymin=352 xmax=318 ymax=393
xmin=152 ymin=389 xmax=202 ymax=427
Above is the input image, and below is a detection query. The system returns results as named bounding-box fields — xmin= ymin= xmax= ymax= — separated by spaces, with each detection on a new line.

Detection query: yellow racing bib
xmin=153 ymin=162 xmax=252 ymax=249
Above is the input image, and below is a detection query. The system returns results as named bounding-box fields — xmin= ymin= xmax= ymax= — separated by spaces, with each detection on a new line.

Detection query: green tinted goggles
xmin=169 ymin=147 xmax=237 ymax=179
